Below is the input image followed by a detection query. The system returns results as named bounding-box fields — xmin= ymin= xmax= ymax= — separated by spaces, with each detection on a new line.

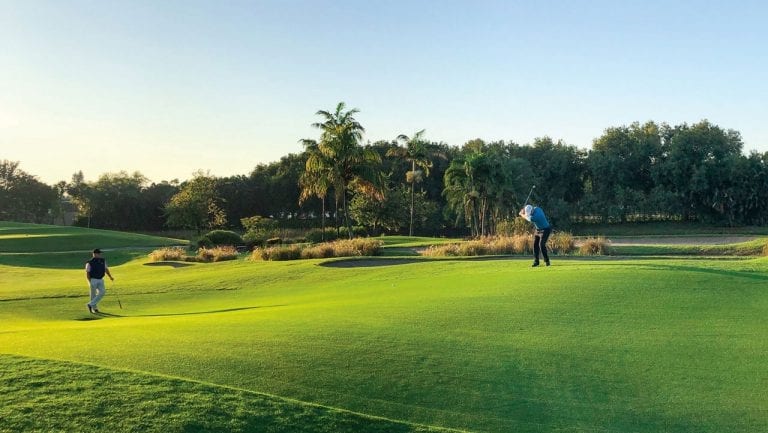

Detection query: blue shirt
xmin=529 ymin=207 xmax=550 ymax=230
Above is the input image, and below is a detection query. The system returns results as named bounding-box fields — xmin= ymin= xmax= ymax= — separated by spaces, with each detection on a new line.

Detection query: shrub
xmin=512 ymin=235 xmax=532 ymax=254
xmin=549 ymin=232 xmax=575 ymax=255
xmin=300 ymin=244 xmax=336 ymax=259
xmin=148 ymin=247 xmax=187 ymax=262
xmin=458 ymin=240 xmax=487 ymax=256
xmin=251 ymin=238 xmax=383 ymax=261
xmin=305 ymin=228 xmax=341 ymax=243
xmin=421 ymin=244 xmax=459 ymax=257
xmin=196 ymin=246 xmax=239 ymax=262
xmin=241 ymin=216 xmax=279 ymax=235
xmin=243 ymin=231 xmax=267 ymax=249
xmin=419 ymin=234 xmax=574 ymax=257
xmin=496 ymin=218 xmax=531 ymax=236
xmin=579 ymin=236 xmax=612 ymax=255
xmin=251 ymin=245 xmax=303 ymax=261
xmin=762 ymin=241 xmax=768 ymax=257
xmin=198 ymin=230 xmax=243 ymax=248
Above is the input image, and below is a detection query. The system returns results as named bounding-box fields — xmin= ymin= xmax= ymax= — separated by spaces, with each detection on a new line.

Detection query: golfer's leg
xmin=91 ymin=279 xmax=106 ymax=307
xmin=541 ymin=228 xmax=551 ymax=264
xmin=88 ymin=280 xmax=98 ymax=306
xmin=533 ymin=233 xmax=541 ymax=263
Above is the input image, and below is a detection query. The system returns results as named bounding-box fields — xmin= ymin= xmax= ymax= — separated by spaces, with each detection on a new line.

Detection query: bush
xmin=496 ymin=218 xmax=531 ymax=236
xmin=305 ymin=228 xmax=341 ymax=243
xmin=251 ymin=245 xmax=303 ymax=261
xmin=243 ymin=231 xmax=267 ymax=249
xmin=148 ymin=247 xmax=188 ymax=262
xmin=198 ymin=230 xmax=243 ymax=248
xmin=549 ymin=232 xmax=575 ymax=255
xmin=579 ymin=237 xmax=612 ymax=255
xmin=420 ymin=234 xmax=575 ymax=257
xmin=196 ymin=246 xmax=239 ymax=262
xmin=251 ymin=238 xmax=383 ymax=261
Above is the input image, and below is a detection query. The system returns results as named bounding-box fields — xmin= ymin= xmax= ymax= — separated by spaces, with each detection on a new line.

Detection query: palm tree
xmin=387 ymin=129 xmax=434 ymax=236
xmin=304 ymin=102 xmax=382 ymax=238
xmin=298 ymin=139 xmax=333 ymax=240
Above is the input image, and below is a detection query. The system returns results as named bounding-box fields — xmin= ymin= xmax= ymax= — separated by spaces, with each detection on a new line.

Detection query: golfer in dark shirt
xmin=86 ymin=248 xmax=114 ymax=313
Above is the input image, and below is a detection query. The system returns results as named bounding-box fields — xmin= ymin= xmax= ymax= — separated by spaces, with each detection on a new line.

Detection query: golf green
xmin=1 ymin=224 xmax=767 ymax=432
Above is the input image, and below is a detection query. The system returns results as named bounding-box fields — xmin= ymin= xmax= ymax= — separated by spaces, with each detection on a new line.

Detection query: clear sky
xmin=1 ymin=0 xmax=767 ymax=184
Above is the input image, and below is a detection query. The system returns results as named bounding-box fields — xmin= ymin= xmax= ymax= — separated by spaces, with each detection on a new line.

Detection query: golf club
xmin=112 ymin=284 xmax=123 ymax=309
xmin=523 ymin=184 xmax=536 ymax=207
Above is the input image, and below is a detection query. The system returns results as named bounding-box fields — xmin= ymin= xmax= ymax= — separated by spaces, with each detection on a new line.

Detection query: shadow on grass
xmin=94 ymin=305 xmax=286 ymax=318
xmin=73 ymin=316 xmax=103 ymax=321
xmin=643 ymin=263 xmax=768 ymax=281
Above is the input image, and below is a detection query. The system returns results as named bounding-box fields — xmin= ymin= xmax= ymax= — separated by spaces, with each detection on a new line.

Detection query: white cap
xmin=524 ymin=205 xmax=533 ymax=217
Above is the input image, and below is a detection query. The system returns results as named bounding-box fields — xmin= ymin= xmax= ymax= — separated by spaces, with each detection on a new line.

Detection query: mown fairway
xmin=2 ymin=223 xmax=768 ymax=432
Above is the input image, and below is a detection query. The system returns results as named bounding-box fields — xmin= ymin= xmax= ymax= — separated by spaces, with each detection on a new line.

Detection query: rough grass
xmin=252 ymin=238 xmax=383 ymax=261
xmin=421 ymin=234 xmax=577 ymax=257
xmin=148 ymin=246 xmax=240 ymax=263
xmin=195 ymin=246 xmax=240 ymax=262
xmin=578 ymin=236 xmax=613 ymax=255
xmin=148 ymin=246 xmax=188 ymax=262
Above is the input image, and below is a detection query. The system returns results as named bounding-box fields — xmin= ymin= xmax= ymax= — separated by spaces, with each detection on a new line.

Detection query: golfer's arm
xmin=518 ymin=209 xmax=530 ymax=220
xmin=105 ymin=267 xmax=113 ymax=280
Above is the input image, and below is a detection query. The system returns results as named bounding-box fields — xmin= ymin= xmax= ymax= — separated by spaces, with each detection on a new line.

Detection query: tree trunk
xmin=409 ymin=160 xmax=415 ymax=237
xmin=321 ymin=195 xmax=326 ymax=241
xmin=343 ymin=188 xmax=352 ymax=239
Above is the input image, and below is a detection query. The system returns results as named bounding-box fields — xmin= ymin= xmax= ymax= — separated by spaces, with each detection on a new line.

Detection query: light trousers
xmin=89 ymin=278 xmax=106 ymax=307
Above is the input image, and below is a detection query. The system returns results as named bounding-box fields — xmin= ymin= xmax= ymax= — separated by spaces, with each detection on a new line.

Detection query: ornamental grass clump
xmin=148 ymin=247 xmax=188 ymax=262
xmin=421 ymin=234 xmax=575 ymax=257
xmin=579 ymin=236 xmax=612 ymax=255
xmin=251 ymin=245 xmax=303 ymax=261
xmin=252 ymin=238 xmax=382 ymax=261
xmin=421 ymin=244 xmax=460 ymax=257
xmin=549 ymin=232 xmax=576 ymax=254
xmin=196 ymin=246 xmax=239 ymax=262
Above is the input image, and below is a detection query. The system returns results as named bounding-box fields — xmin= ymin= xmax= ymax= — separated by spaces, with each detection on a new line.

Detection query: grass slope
xmin=0 ymin=221 xmax=186 ymax=253
xmin=2 ymin=224 xmax=768 ymax=432
xmin=0 ymin=355 xmax=452 ymax=433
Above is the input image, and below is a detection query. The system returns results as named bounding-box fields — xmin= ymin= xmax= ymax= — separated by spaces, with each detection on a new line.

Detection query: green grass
xmin=0 ymin=221 xmax=186 ymax=253
xmin=0 ymin=355 xmax=449 ymax=433
xmin=572 ymin=221 xmax=768 ymax=236
xmin=2 ymin=224 xmax=768 ymax=432
xmin=612 ymin=237 xmax=768 ymax=256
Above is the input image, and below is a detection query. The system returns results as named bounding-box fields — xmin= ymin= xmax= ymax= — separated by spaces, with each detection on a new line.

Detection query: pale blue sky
xmin=1 ymin=0 xmax=766 ymax=184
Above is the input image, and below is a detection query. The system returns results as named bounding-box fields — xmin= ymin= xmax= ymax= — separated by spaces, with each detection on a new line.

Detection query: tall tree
xmin=299 ymin=139 xmax=333 ymax=238
xmin=165 ymin=172 xmax=227 ymax=233
xmin=387 ymin=129 xmax=437 ymax=236
xmin=304 ymin=102 xmax=383 ymax=238
xmin=585 ymin=122 xmax=662 ymax=222
xmin=0 ymin=160 xmax=57 ymax=223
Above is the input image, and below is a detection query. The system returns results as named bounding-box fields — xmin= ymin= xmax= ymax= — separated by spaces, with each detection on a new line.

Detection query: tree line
xmin=3 ymin=104 xmax=768 ymax=236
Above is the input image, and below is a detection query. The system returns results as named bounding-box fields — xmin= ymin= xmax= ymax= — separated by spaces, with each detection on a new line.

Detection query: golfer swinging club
xmin=86 ymin=248 xmax=114 ymax=313
xmin=519 ymin=204 xmax=552 ymax=267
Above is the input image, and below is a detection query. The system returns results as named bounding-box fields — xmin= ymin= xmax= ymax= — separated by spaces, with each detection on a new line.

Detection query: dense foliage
xmin=4 ymin=115 xmax=768 ymax=235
